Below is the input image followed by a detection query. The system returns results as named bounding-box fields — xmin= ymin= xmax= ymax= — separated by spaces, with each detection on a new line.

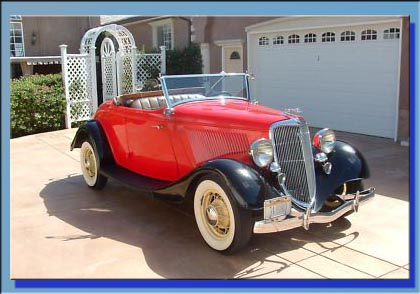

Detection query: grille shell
xmin=270 ymin=119 xmax=316 ymax=208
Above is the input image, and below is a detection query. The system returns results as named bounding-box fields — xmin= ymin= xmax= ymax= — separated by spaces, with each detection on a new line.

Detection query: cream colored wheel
xmin=80 ymin=141 xmax=107 ymax=189
xmin=326 ymin=183 xmax=348 ymax=208
xmin=194 ymin=179 xmax=235 ymax=251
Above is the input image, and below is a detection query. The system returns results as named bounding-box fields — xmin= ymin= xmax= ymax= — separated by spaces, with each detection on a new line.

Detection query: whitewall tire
xmin=193 ymin=175 xmax=253 ymax=254
xmin=80 ymin=140 xmax=107 ymax=189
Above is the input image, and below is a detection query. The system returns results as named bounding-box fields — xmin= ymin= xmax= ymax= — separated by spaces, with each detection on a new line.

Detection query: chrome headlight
xmin=313 ymin=128 xmax=336 ymax=153
xmin=250 ymin=138 xmax=273 ymax=167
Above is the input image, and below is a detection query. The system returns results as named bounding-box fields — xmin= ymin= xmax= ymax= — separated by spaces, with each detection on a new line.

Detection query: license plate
xmin=264 ymin=196 xmax=291 ymax=220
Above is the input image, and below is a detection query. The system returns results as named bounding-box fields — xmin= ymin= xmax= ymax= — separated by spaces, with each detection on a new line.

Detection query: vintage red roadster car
xmin=71 ymin=73 xmax=375 ymax=253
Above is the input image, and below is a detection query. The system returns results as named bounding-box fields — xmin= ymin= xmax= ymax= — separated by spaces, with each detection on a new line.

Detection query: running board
xmin=100 ymin=164 xmax=171 ymax=192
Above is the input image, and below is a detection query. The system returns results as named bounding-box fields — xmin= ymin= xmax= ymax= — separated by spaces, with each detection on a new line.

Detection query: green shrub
xmin=166 ymin=43 xmax=203 ymax=75
xmin=140 ymin=43 xmax=203 ymax=76
xmin=10 ymin=74 xmax=66 ymax=138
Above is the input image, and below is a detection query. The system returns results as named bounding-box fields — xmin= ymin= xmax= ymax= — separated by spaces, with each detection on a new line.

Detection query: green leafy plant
xmin=166 ymin=43 xmax=203 ymax=75
xmin=10 ymin=74 xmax=66 ymax=138
xmin=140 ymin=43 xmax=203 ymax=76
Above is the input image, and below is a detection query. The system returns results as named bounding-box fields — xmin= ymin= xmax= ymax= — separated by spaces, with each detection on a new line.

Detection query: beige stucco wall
xmin=397 ymin=16 xmax=410 ymax=141
xmin=173 ymin=18 xmax=190 ymax=49
xmin=124 ymin=22 xmax=153 ymax=51
xmin=123 ymin=17 xmax=189 ymax=51
xmin=192 ymin=16 xmax=277 ymax=73
xmin=22 ymin=16 xmax=100 ymax=56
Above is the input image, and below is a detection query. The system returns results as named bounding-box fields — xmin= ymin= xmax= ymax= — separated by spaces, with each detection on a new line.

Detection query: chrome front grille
xmin=270 ymin=119 xmax=316 ymax=207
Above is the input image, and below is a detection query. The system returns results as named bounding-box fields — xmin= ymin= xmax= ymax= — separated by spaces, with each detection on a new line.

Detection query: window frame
xmin=304 ymin=33 xmax=317 ymax=43
xmin=288 ymin=34 xmax=300 ymax=44
xmin=149 ymin=18 xmax=175 ymax=50
xmin=10 ymin=17 xmax=25 ymax=57
xmin=273 ymin=36 xmax=284 ymax=45
xmin=258 ymin=36 xmax=270 ymax=46
xmin=229 ymin=51 xmax=240 ymax=60
xmin=321 ymin=31 xmax=336 ymax=43
xmin=383 ymin=27 xmax=400 ymax=40
xmin=340 ymin=31 xmax=356 ymax=42
xmin=361 ymin=29 xmax=377 ymax=41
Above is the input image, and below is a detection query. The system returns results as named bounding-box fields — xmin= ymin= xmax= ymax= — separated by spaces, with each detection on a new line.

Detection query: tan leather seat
xmin=128 ymin=96 xmax=167 ymax=110
xmin=119 ymin=94 xmax=203 ymax=110
xmin=167 ymin=94 xmax=205 ymax=104
xmin=130 ymin=99 xmax=142 ymax=109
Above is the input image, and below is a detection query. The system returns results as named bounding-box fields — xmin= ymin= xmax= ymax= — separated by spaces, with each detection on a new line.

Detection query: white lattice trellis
xmin=117 ymin=52 xmax=135 ymax=95
xmin=60 ymin=45 xmax=96 ymax=128
xmin=101 ymin=37 xmax=117 ymax=102
xmin=60 ymin=25 xmax=165 ymax=128
xmin=80 ymin=24 xmax=135 ymax=55
xmin=135 ymin=52 xmax=163 ymax=90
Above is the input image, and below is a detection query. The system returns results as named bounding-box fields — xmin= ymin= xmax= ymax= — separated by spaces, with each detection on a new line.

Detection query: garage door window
xmin=304 ymin=33 xmax=317 ymax=43
xmin=273 ymin=36 xmax=284 ymax=45
xmin=259 ymin=37 xmax=269 ymax=46
xmin=322 ymin=32 xmax=335 ymax=42
xmin=288 ymin=34 xmax=300 ymax=44
xmin=384 ymin=28 xmax=400 ymax=39
xmin=340 ymin=31 xmax=355 ymax=41
xmin=361 ymin=29 xmax=377 ymax=40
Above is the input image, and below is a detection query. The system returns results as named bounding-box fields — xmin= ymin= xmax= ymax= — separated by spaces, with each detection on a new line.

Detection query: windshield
xmin=161 ymin=73 xmax=249 ymax=107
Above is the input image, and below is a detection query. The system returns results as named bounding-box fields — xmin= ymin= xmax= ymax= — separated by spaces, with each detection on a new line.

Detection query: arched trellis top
xmin=80 ymin=24 xmax=136 ymax=54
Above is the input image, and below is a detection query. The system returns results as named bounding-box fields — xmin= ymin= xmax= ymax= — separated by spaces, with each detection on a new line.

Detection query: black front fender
xmin=70 ymin=120 xmax=114 ymax=165
xmin=155 ymin=159 xmax=281 ymax=211
xmin=313 ymin=140 xmax=370 ymax=211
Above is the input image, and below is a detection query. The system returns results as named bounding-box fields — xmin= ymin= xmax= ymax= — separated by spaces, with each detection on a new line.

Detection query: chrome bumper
xmin=254 ymin=187 xmax=375 ymax=234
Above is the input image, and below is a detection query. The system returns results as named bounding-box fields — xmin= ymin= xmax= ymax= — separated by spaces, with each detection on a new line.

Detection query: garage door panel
xmin=250 ymin=29 xmax=400 ymax=138
xmin=257 ymin=78 xmax=396 ymax=104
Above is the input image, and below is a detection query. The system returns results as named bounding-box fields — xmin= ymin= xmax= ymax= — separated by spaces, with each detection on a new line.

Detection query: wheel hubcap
xmin=83 ymin=148 xmax=96 ymax=178
xmin=206 ymin=205 xmax=219 ymax=226
xmin=202 ymin=191 xmax=230 ymax=238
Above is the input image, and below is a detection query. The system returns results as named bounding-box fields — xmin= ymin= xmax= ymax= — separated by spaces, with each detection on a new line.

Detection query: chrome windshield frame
xmin=160 ymin=73 xmax=250 ymax=108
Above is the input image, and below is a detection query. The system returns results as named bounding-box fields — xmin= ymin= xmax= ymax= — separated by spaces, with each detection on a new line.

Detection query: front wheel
xmin=80 ymin=140 xmax=107 ymax=190
xmin=193 ymin=175 xmax=253 ymax=254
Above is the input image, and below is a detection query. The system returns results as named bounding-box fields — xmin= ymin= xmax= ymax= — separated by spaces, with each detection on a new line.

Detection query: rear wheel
xmin=80 ymin=140 xmax=107 ymax=190
xmin=193 ymin=175 xmax=253 ymax=254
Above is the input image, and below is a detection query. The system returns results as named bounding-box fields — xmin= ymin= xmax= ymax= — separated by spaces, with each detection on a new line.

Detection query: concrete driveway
xmin=10 ymin=128 xmax=409 ymax=279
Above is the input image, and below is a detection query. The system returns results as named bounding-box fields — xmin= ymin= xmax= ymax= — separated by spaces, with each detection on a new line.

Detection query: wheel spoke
xmin=202 ymin=190 xmax=231 ymax=238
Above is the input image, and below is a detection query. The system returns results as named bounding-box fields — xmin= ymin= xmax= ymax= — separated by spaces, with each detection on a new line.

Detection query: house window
xmin=340 ymin=31 xmax=355 ymax=41
xmin=304 ymin=33 xmax=316 ymax=43
xmin=384 ymin=28 xmax=400 ymax=39
xmin=10 ymin=16 xmax=25 ymax=57
xmin=361 ymin=29 xmax=377 ymax=40
xmin=288 ymin=34 xmax=300 ymax=44
xmin=322 ymin=32 xmax=335 ymax=42
xmin=230 ymin=51 xmax=240 ymax=60
xmin=273 ymin=36 xmax=284 ymax=45
xmin=157 ymin=23 xmax=172 ymax=49
xmin=258 ymin=37 xmax=269 ymax=46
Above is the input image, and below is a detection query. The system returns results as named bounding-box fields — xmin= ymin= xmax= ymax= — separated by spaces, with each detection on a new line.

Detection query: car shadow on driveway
xmin=39 ymin=174 xmax=358 ymax=279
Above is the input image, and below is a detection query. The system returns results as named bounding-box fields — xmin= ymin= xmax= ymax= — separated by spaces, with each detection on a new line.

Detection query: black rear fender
xmin=70 ymin=120 xmax=115 ymax=166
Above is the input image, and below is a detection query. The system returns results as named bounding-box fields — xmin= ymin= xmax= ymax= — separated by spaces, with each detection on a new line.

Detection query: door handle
xmin=151 ymin=125 xmax=164 ymax=129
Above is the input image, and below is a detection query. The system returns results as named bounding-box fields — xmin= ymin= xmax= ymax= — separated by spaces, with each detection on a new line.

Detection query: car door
xmin=123 ymin=107 xmax=179 ymax=181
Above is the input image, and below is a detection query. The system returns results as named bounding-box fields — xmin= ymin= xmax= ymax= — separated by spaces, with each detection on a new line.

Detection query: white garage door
xmin=248 ymin=23 xmax=401 ymax=138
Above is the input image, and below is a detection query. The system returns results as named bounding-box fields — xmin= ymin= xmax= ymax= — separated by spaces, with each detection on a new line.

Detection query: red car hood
xmin=174 ymin=99 xmax=293 ymax=130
